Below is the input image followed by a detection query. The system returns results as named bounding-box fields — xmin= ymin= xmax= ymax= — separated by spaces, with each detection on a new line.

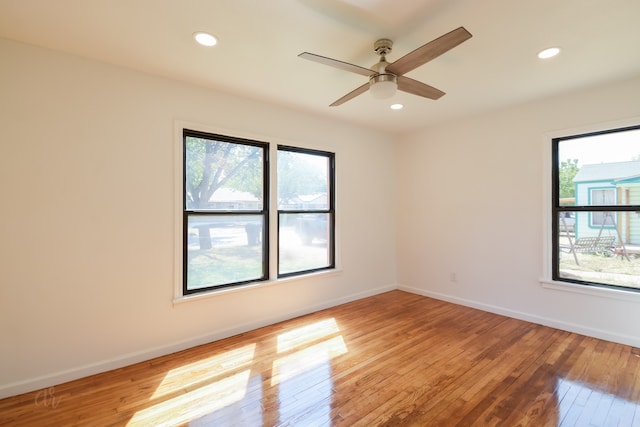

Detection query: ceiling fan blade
xmin=397 ymin=76 xmax=445 ymax=100
xmin=299 ymin=52 xmax=372 ymax=77
xmin=330 ymin=83 xmax=369 ymax=106
xmin=386 ymin=27 xmax=472 ymax=76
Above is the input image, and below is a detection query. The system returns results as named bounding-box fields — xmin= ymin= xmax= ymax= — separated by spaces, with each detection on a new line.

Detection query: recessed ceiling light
xmin=194 ymin=32 xmax=218 ymax=47
xmin=390 ymin=103 xmax=404 ymax=110
xmin=538 ymin=47 xmax=560 ymax=59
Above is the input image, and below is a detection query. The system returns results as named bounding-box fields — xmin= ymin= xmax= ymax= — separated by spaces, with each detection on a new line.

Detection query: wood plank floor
xmin=2 ymin=290 xmax=639 ymax=426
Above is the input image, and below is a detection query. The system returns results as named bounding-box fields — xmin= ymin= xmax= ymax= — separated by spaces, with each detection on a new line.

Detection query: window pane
xmin=591 ymin=210 xmax=616 ymax=227
xmin=557 ymin=128 xmax=640 ymax=207
xmin=186 ymin=215 xmax=265 ymax=290
xmin=279 ymin=213 xmax=331 ymax=275
xmin=185 ymin=136 xmax=263 ymax=211
xmin=277 ymin=150 xmax=329 ymax=210
xmin=557 ymin=212 xmax=640 ymax=290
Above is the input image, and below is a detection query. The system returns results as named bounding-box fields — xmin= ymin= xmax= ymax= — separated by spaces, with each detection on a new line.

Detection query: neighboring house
xmin=573 ymin=161 xmax=640 ymax=244
xmin=207 ymin=190 xmax=327 ymax=211
xmin=208 ymin=188 xmax=261 ymax=210
xmin=280 ymin=193 xmax=328 ymax=210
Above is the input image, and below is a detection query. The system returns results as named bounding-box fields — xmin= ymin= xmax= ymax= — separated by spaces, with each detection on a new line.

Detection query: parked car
xmin=559 ymin=212 xmax=575 ymax=233
xmin=296 ymin=215 xmax=328 ymax=245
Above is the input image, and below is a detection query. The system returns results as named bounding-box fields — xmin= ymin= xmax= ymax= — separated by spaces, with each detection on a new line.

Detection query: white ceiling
xmin=1 ymin=0 xmax=639 ymax=134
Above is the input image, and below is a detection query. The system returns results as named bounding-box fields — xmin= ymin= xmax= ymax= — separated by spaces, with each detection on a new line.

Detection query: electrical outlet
xmin=450 ymin=272 xmax=457 ymax=282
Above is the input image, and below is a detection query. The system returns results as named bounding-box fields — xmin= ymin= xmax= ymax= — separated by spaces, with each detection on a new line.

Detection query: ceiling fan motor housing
xmin=371 ymin=39 xmax=396 ymax=82
xmin=369 ymin=73 xmax=396 ymax=86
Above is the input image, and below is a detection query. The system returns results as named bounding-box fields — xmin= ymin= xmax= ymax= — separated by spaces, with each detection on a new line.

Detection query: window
xmin=180 ymin=129 xmax=336 ymax=296
xmin=277 ymin=146 xmax=335 ymax=277
xmin=552 ymin=125 xmax=640 ymax=291
xmin=183 ymin=130 xmax=269 ymax=294
xmin=590 ymin=189 xmax=616 ymax=227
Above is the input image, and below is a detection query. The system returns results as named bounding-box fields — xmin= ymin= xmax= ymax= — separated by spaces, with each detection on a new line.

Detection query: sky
xmin=559 ymin=127 xmax=640 ymax=166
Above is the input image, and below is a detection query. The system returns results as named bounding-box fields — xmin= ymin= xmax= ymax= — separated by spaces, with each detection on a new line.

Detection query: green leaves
xmin=559 ymin=158 xmax=579 ymax=200
xmin=185 ymin=137 xmax=262 ymax=209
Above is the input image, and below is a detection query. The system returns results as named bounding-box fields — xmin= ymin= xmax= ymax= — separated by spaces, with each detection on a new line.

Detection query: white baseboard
xmin=0 ymin=284 xmax=396 ymax=400
xmin=398 ymin=285 xmax=640 ymax=348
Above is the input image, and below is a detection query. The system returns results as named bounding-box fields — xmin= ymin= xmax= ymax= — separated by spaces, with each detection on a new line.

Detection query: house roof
xmin=210 ymin=188 xmax=259 ymax=202
xmin=573 ymin=161 xmax=640 ymax=183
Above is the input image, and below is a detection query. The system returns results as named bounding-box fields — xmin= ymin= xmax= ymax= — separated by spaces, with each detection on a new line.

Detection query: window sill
xmin=173 ymin=268 xmax=342 ymax=305
xmin=540 ymin=279 xmax=640 ymax=302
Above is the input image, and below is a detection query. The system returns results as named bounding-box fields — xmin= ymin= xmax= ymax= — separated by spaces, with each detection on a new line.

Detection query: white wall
xmin=396 ymin=75 xmax=640 ymax=347
xmin=0 ymin=38 xmax=397 ymax=398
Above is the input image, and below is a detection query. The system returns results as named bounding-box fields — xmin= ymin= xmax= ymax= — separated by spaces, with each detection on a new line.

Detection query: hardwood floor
xmin=2 ymin=290 xmax=639 ymax=426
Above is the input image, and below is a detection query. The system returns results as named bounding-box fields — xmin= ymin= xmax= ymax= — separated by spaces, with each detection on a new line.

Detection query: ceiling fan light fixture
xmin=369 ymin=74 xmax=397 ymax=99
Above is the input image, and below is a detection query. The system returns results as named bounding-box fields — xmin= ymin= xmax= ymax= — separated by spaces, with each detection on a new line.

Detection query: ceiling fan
xmin=298 ymin=27 xmax=472 ymax=106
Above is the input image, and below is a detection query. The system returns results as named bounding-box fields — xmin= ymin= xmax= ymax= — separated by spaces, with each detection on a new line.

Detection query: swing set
xmin=560 ymin=212 xmax=630 ymax=265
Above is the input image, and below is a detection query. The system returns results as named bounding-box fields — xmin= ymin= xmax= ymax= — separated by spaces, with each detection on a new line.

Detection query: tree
xmin=277 ymin=150 xmax=327 ymax=206
xmin=559 ymin=158 xmax=579 ymax=200
xmin=185 ymin=137 xmax=262 ymax=210
xmin=186 ymin=138 xmax=327 ymax=209
xmin=185 ymin=136 xmax=327 ymax=250
xmin=185 ymin=136 xmax=262 ymax=249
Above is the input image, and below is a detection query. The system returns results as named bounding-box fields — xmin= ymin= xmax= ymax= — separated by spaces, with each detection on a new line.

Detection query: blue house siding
xmin=572 ymin=162 xmax=640 ymax=245
xmin=573 ymin=180 xmax=616 ymax=239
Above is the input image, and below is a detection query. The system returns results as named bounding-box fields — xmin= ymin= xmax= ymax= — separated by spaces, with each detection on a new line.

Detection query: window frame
xmin=182 ymin=128 xmax=270 ymax=295
xmin=276 ymin=145 xmax=336 ymax=278
xmin=551 ymin=124 xmax=640 ymax=292
xmin=176 ymin=124 xmax=339 ymax=300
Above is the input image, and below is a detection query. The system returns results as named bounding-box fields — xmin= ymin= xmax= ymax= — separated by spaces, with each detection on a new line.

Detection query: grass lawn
xmin=559 ymin=251 xmax=640 ymax=289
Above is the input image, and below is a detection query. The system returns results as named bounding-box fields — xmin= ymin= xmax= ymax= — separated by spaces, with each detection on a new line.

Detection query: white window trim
xmin=173 ymin=120 xmax=341 ymax=303
xmin=539 ymin=279 xmax=640 ymax=303
xmin=540 ymin=116 xmax=640 ymax=300
xmin=173 ymin=268 xmax=343 ymax=305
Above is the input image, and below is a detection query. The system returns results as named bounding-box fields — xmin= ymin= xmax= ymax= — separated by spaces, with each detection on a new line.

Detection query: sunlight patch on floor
xmin=127 ymin=369 xmax=251 ymax=426
xmin=150 ymin=343 xmax=256 ymax=399
xmin=272 ymin=335 xmax=347 ymax=386
xmin=277 ymin=318 xmax=341 ymax=353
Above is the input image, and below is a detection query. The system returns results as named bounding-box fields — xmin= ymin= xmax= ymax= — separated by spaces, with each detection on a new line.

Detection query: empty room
xmin=1 ymin=0 xmax=640 ymax=425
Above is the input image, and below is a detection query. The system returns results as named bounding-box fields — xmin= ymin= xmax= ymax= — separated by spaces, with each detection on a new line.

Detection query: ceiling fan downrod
xmin=370 ymin=39 xmax=397 ymax=98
